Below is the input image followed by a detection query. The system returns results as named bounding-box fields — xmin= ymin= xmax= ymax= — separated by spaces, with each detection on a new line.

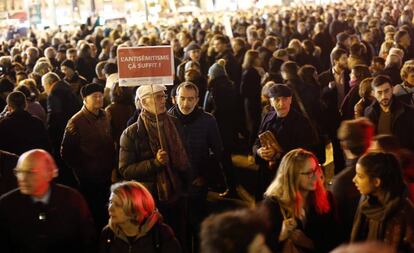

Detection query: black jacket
xmin=364 ymin=97 xmax=414 ymax=151
xmin=0 ymin=184 xmax=97 ymax=253
xmin=204 ymin=76 xmax=238 ymax=150
xmin=214 ymin=49 xmax=242 ymax=89
xmin=319 ymin=68 xmax=351 ymax=135
xmin=260 ymin=194 xmax=340 ymax=253
xmin=47 ymin=80 xmax=80 ymax=155
xmin=99 ymin=222 xmax=181 ymax=253
xmin=0 ymin=110 xmax=51 ymax=155
xmin=330 ymin=158 xmax=360 ymax=243
xmin=253 ymin=109 xmax=316 ymax=165
xmin=0 ymin=150 xmax=18 ymax=196
xmin=168 ymin=106 xmax=223 ymax=184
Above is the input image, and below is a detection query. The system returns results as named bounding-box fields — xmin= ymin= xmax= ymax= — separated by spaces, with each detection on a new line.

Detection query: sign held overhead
xmin=117 ymin=46 xmax=174 ymax=86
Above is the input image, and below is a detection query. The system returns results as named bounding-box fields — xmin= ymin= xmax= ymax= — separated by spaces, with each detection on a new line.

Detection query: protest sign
xmin=117 ymin=46 xmax=174 ymax=86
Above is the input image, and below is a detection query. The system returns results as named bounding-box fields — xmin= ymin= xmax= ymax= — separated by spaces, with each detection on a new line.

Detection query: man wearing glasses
xmin=0 ymin=149 xmax=96 ymax=253
xmin=119 ymin=84 xmax=190 ymax=251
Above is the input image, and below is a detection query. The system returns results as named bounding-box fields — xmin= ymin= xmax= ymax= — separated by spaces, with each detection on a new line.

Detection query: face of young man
xmin=336 ymin=53 xmax=349 ymax=70
xmin=61 ymin=65 xmax=74 ymax=79
xmin=176 ymin=87 xmax=199 ymax=115
xmin=373 ymin=82 xmax=393 ymax=108
xmin=213 ymin=39 xmax=226 ymax=54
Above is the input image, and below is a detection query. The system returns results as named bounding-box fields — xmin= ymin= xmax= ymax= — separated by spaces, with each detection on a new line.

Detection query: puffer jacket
xmin=118 ymin=115 xmax=185 ymax=198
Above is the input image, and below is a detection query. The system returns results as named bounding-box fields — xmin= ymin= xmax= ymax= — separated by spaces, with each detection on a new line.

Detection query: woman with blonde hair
xmin=99 ymin=181 xmax=181 ymax=253
xmin=260 ymin=148 xmax=339 ymax=253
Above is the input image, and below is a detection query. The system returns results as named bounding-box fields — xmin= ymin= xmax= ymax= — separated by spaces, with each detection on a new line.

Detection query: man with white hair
xmin=0 ymin=149 xmax=96 ymax=253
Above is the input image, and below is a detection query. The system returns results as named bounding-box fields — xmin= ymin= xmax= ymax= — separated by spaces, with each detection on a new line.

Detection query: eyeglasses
xmin=153 ymin=94 xmax=167 ymax=102
xmin=13 ymin=168 xmax=37 ymax=177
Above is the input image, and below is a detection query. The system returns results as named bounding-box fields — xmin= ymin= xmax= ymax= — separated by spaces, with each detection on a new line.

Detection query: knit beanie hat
xmin=208 ymin=59 xmax=227 ymax=79
xmin=81 ymin=83 xmax=104 ymax=98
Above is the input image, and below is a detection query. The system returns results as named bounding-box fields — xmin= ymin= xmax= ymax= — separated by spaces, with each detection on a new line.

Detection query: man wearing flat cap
xmin=61 ymin=83 xmax=116 ymax=232
xmin=253 ymin=84 xmax=316 ymax=200
xmin=119 ymin=84 xmax=190 ymax=249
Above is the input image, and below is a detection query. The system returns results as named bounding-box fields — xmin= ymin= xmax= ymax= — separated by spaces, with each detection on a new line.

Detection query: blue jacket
xmin=168 ymin=106 xmax=223 ymax=183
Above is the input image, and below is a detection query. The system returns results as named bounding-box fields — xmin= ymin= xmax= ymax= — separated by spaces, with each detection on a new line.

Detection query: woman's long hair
xmin=242 ymin=49 xmax=259 ymax=70
xmin=264 ymin=149 xmax=330 ymax=218
xmin=111 ymin=181 xmax=158 ymax=225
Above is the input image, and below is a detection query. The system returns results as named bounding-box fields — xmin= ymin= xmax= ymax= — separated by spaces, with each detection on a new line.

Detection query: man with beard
xmin=319 ymin=48 xmax=350 ymax=173
xmin=168 ymin=82 xmax=223 ymax=251
xmin=365 ymin=75 xmax=414 ymax=151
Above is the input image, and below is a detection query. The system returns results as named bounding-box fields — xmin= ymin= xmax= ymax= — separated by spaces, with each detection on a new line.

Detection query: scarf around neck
xmin=173 ymin=105 xmax=202 ymax=125
xmin=109 ymin=211 xmax=161 ymax=242
xmin=140 ymin=110 xmax=189 ymax=202
xmin=350 ymin=192 xmax=402 ymax=242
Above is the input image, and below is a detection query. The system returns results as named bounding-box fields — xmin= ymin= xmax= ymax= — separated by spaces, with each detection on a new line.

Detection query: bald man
xmin=0 ymin=149 xmax=96 ymax=253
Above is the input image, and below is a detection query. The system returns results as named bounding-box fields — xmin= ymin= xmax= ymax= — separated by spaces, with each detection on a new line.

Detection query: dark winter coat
xmin=0 ymin=150 xmax=18 ymax=196
xmin=61 ymin=107 xmax=116 ymax=183
xmin=118 ymin=116 xmax=183 ymax=198
xmin=364 ymin=97 xmax=414 ymax=151
xmin=99 ymin=222 xmax=181 ymax=253
xmin=204 ymin=76 xmax=238 ymax=150
xmin=76 ymin=56 xmax=98 ymax=83
xmin=0 ymin=110 xmax=51 ymax=155
xmin=105 ymin=102 xmax=136 ymax=148
xmin=214 ymin=49 xmax=242 ymax=89
xmin=319 ymin=68 xmax=351 ymax=135
xmin=168 ymin=106 xmax=223 ymax=184
xmin=330 ymin=158 xmax=360 ymax=243
xmin=0 ymin=184 xmax=97 ymax=253
xmin=46 ymin=80 xmax=80 ymax=155
xmin=259 ymin=194 xmax=340 ymax=253
xmin=253 ymin=109 xmax=316 ymax=162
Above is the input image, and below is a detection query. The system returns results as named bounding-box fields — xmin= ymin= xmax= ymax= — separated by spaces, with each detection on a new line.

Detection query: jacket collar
xmin=81 ymin=106 xmax=105 ymax=122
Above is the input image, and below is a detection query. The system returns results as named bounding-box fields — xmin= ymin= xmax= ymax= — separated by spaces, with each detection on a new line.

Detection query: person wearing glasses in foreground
xmin=100 ymin=181 xmax=181 ymax=253
xmin=351 ymin=152 xmax=414 ymax=252
xmin=259 ymin=148 xmax=340 ymax=253
xmin=0 ymin=149 xmax=96 ymax=253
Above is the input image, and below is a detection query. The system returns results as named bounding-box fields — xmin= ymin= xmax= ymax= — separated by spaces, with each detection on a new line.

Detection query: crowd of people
xmin=1 ymin=0 xmax=414 ymax=252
